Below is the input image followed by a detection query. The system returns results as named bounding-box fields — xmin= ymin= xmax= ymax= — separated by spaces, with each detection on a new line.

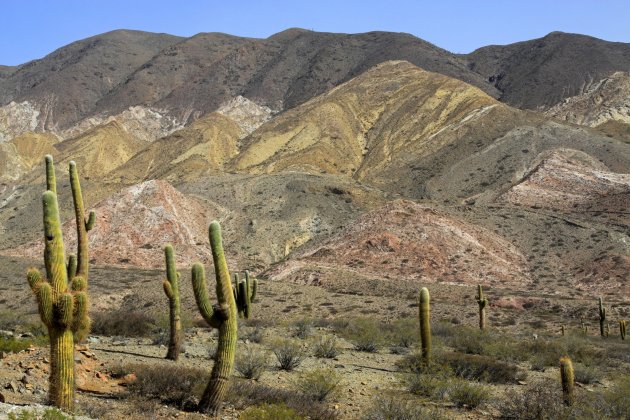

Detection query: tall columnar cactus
xmin=232 ymin=270 xmax=258 ymax=319
xmin=27 ymin=156 xmax=91 ymax=413
xmin=162 ymin=244 xmax=182 ymax=361
xmin=620 ymin=320 xmax=627 ymax=340
xmin=69 ymin=161 xmax=94 ymax=342
xmin=476 ymin=285 xmax=487 ymax=330
xmin=559 ymin=356 xmax=575 ymax=406
xmin=419 ymin=287 xmax=431 ymax=364
xmin=191 ymin=221 xmax=238 ymax=416
xmin=598 ymin=297 xmax=607 ymax=337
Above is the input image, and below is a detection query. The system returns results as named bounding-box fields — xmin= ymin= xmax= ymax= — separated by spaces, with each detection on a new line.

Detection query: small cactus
xmin=620 ymin=320 xmax=627 ymax=340
xmin=162 ymin=244 xmax=182 ymax=361
xmin=418 ymin=287 xmax=431 ymax=364
xmin=476 ymin=285 xmax=487 ymax=330
xmin=191 ymin=221 xmax=251 ymax=416
xmin=598 ymin=297 xmax=607 ymax=337
xmin=27 ymin=156 xmax=92 ymax=412
xmin=559 ymin=356 xmax=575 ymax=406
xmin=561 ymin=325 xmax=565 ymax=336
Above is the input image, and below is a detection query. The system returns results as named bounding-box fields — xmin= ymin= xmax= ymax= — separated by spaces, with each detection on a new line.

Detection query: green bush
xmin=446 ymin=379 xmax=491 ymax=408
xmin=361 ymin=396 xmax=446 ymax=420
xmin=0 ymin=336 xmax=35 ymax=353
xmin=499 ymin=381 xmax=568 ymax=419
xmin=271 ymin=338 xmax=306 ymax=371
xmin=227 ymin=379 xmax=336 ymax=420
xmin=441 ymin=352 xmax=526 ymax=384
xmin=406 ymin=373 xmax=450 ymax=399
xmin=235 ymin=346 xmax=269 ymax=380
xmin=91 ymin=309 xmax=156 ymax=337
xmin=312 ymin=335 xmax=339 ymax=359
xmin=239 ymin=403 xmax=306 ymax=420
xmin=388 ymin=318 xmax=417 ymax=348
xmin=296 ymin=368 xmax=341 ymax=402
xmin=8 ymin=408 xmax=73 ymax=420
xmin=340 ymin=318 xmax=384 ymax=352
xmin=124 ymin=363 xmax=206 ymax=408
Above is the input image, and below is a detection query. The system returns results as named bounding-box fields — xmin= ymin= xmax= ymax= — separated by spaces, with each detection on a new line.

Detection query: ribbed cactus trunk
xmin=49 ymin=329 xmax=75 ymax=409
xmin=162 ymin=244 xmax=182 ymax=361
xmin=560 ymin=356 xmax=575 ymax=406
xmin=192 ymin=222 xmax=238 ymax=416
xmin=476 ymin=285 xmax=487 ymax=330
xmin=69 ymin=161 xmax=95 ymax=282
xmin=598 ymin=297 xmax=606 ymax=337
xmin=27 ymin=156 xmax=92 ymax=413
xmin=419 ymin=287 xmax=431 ymax=364
xmin=620 ymin=320 xmax=627 ymax=340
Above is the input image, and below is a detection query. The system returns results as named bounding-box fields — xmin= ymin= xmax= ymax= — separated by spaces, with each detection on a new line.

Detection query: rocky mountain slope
xmin=0 ymin=28 xmax=499 ymax=142
xmin=464 ymin=32 xmax=630 ymax=109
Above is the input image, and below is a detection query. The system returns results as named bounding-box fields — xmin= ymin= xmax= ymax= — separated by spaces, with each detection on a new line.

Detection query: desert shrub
xmin=362 ymin=396 xmax=446 ymax=420
xmin=447 ymin=379 xmax=491 ymax=408
xmin=235 ymin=345 xmax=269 ymax=380
xmin=340 ymin=318 xmax=384 ymax=352
xmin=588 ymin=374 xmax=630 ymax=418
xmin=313 ymin=335 xmax=339 ymax=359
xmin=271 ymin=338 xmax=306 ymax=371
xmin=445 ymin=327 xmax=487 ymax=355
xmin=499 ymin=381 xmax=568 ymax=419
xmin=573 ymin=364 xmax=601 ymax=384
xmin=442 ymin=352 xmax=526 ymax=383
xmin=296 ymin=368 xmax=341 ymax=401
xmin=91 ymin=309 xmax=156 ymax=337
xmin=243 ymin=326 xmax=265 ymax=344
xmin=406 ymin=373 xmax=451 ymax=399
xmin=8 ymin=408 xmax=72 ymax=420
xmin=0 ymin=336 xmax=35 ymax=353
xmin=239 ymin=403 xmax=306 ymax=420
xmin=124 ymin=363 xmax=206 ymax=408
xmin=293 ymin=318 xmax=314 ymax=339
xmin=227 ymin=379 xmax=336 ymax=420
xmin=388 ymin=318 xmax=417 ymax=348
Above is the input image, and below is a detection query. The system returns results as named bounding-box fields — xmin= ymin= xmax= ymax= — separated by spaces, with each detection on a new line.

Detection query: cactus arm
xmin=250 ymin=278 xmax=258 ymax=303
xmin=560 ymin=356 xmax=575 ymax=406
xmin=163 ymin=279 xmax=174 ymax=299
xmin=66 ymin=255 xmax=77 ymax=280
xmin=70 ymin=276 xmax=86 ymax=292
xmin=45 ymin=154 xmax=56 ymax=194
xmin=42 ymin=191 xmax=68 ymax=294
xmin=36 ymin=282 xmax=54 ymax=328
xmin=27 ymin=268 xmax=43 ymax=291
xmin=86 ymin=211 xmax=96 ymax=231
xmin=419 ymin=287 xmax=432 ymax=364
xmin=69 ymin=161 xmax=92 ymax=280
xmin=56 ymin=293 xmax=74 ymax=329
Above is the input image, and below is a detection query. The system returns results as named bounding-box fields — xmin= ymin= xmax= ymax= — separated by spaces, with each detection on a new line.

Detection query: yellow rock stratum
xmin=232 ymin=60 xmax=502 ymax=180
xmin=107 ymin=112 xmax=243 ymax=184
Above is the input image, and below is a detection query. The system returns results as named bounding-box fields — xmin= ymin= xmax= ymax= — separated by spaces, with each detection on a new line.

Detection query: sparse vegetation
xmin=312 ymin=335 xmax=339 ymax=358
xmin=296 ymin=368 xmax=341 ymax=401
xmin=235 ymin=345 xmax=269 ymax=380
xmin=272 ymin=338 xmax=306 ymax=370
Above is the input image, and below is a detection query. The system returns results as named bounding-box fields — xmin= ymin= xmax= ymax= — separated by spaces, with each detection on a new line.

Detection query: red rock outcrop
xmin=268 ymin=199 xmax=528 ymax=288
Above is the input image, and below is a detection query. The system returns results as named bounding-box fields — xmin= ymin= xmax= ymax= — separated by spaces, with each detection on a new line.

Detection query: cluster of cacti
xmin=162 ymin=244 xmax=182 ymax=360
xmin=27 ymin=155 xmax=94 ymax=412
xmin=476 ymin=284 xmax=488 ymax=330
xmin=620 ymin=320 xmax=627 ymax=340
xmin=232 ymin=271 xmax=258 ymax=319
xmin=418 ymin=287 xmax=431 ymax=364
xmin=190 ymin=221 xmax=242 ymax=416
xmin=598 ymin=297 xmax=607 ymax=337
xmin=559 ymin=356 xmax=575 ymax=406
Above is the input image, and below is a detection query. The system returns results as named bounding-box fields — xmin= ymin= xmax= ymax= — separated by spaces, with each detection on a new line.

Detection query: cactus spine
xmin=598 ymin=297 xmax=607 ymax=337
xmin=27 ymin=156 xmax=91 ymax=413
xmin=620 ymin=320 xmax=627 ymax=340
xmin=162 ymin=244 xmax=182 ymax=361
xmin=419 ymin=287 xmax=431 ymax=364
xmin=192 ymin=221 xmax=238 ymax=416
xmin=476 ymin=285 xmax=487 ymax=330
xmin=559 ymin=356 xmax=575 ymax=406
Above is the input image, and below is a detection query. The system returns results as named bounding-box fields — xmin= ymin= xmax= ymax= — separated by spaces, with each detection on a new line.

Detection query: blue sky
xmin=2 ymin=0 xmax=629 ymax=65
